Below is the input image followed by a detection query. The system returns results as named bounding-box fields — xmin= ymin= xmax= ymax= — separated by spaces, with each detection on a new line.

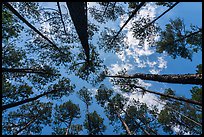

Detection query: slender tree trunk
xmin=134 ymin=85 xmax=202 ymax=106
xmin=66 ymin=2 xmax=90 ymax=62
xmin=116 ymin=111 xmax=132 ymax=135
xmin=2 ymin=89 xmax=57 ymax=110
xmin=14 ymin=118 xmax=36 ymax=135
xmin=110 ymin=2 xmax=145 ymax=44
xmin=153 ymin=99 xmax=202 ymax=127
xmin=3 ymin=2 xmax=63 ymax=54
xmin=65 ymin=118 xmax=73 ymax=135
xmin=105 ymin=73 xmax=202 ymax=85
xmin=121 ymin=108 xmax=152 ymax=135
xmin=57 ymin=2 xmax=67 ymax=35
xmin=86 ymin=104 xmax=92 ymax=135
xmin=2 ymin=68 xmax=52 ymax=75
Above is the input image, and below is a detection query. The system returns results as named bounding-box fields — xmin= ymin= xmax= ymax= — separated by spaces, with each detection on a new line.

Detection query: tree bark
xmin=110 ymin=2 xmax=145 ymax=44
xmin=105 ymin=73 xmax=202 ymax=85
xmin=2 ymin=89 xmax=57 ymax=110
xmin=65 ymin=118 xmax=73 ymax=135
xmin=66 ymin=2 xmax=90 ymax=62
xmin=116 ymin=111 xmax=132 ymax=135
xmin=86 ymin=104 xmax=92 ymax=135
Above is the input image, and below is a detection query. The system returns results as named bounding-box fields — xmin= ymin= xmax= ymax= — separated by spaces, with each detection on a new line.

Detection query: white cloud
xmin=158 ymin=56 xmax=167 ymax=69
xmin=106 ymin=2 xmax=169 ymax=115
xmin=149 ymin=68 xmax=160 ymax=74
xmin=108 ymin=63 xmax=133 ymax=75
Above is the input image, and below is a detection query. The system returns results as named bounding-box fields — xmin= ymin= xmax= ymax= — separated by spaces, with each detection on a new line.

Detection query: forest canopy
xmin=2 ymin=2 xmax=202 ymax=135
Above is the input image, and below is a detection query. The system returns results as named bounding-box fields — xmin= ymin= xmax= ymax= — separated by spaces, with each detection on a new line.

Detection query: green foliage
xmin=69 ymin=124 xmax=83 ymax=135
xmin=105 ymin=93 xmax=127 ymax=124
xmin=2 ymin=100 xmax=53 ymax=135
xmin=2 ymin=2 xmax=202 ymax=135
xmin=11 ymin=2 xmax=40 ymax=21
xmin=2 ymin=45 xmax=26 ymax=68
xmin=84 ymin=111 xmax=106 ymax=135
xmin=2 ymin=4 xmax=24 ymax=43
xmin=98 ymin=27 xmax=127 ymax=53
xmin=128 ymin=2 xmax=140 ymax=9
xmin=52 ymin=100 xmax=81 ymax=135
xmin=77 ymin=87 xmax=92 ymax=106
xmin=124 ymin=99 xmax=159 ymax=135
xmin=158 ymin=86 xmax=202 ymax=135
xmin=131 ymin=15 xmax=160 ymax=47
xmin=95 ymin=84 xmax=113 ymax=107
xmin=70 ymin=45 xmax=104 ymax=81
xmin=196 ymin=64 xmax=202 ymax=74
xmin=2 ymin=78 xmax=34 ymax=106
xmin=155 ymin=2 xmax=175 ymax=7
xmin=156 ymin=18 xmax=202 ymax=61
xmin=88 ymin=2 xmax=125 ymax=24
xmin=47 ymin=77 xmax=75 ymax=100
xmin=190 ymin=86 xmax=202 ymax=102
xmin=160 ymin=88 xmax=175 ymax=101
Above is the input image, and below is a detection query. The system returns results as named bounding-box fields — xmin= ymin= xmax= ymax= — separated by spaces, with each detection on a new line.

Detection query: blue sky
xmin=4 ymin=2 xmax=202 ymax=135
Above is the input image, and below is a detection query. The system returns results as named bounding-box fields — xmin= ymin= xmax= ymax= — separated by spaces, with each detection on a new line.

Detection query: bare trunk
xmin=106 ymin=73 xmax=202 ymax=85
xmin=86 ymin=104 xmax=92 ymax=135
xmin=116 ymin=111 xmax=132 ymax=135
xmin=65 ymin=118 xmax=73 ymax=135
xmin=66 ymin=2 xmax=90 ymax=62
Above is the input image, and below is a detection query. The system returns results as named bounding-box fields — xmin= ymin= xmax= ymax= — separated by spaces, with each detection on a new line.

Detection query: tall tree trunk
xmin=2 ymin=68 xmax=52 ymax=75
xmin=2 ymin=89 xmax=57 ymax=110
xmin=116 ymin=111 xmax=132 ymax=135
xmin=3 ymin=2 xmax=63 ymax=54
xmin=110 ymin=2 xmax=145 ymax=44
xmin=86 ymin=104 xmax=92 ymax=135
xmin=14 ymin=118 xmax=36 ymax=135
xmin=65 ymin=118 xmax=73 ymax=135
xmin=66 ymin=2 xmax=90 ymax=62
xmin=105 ymin=73 xmax=202 ymax=85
